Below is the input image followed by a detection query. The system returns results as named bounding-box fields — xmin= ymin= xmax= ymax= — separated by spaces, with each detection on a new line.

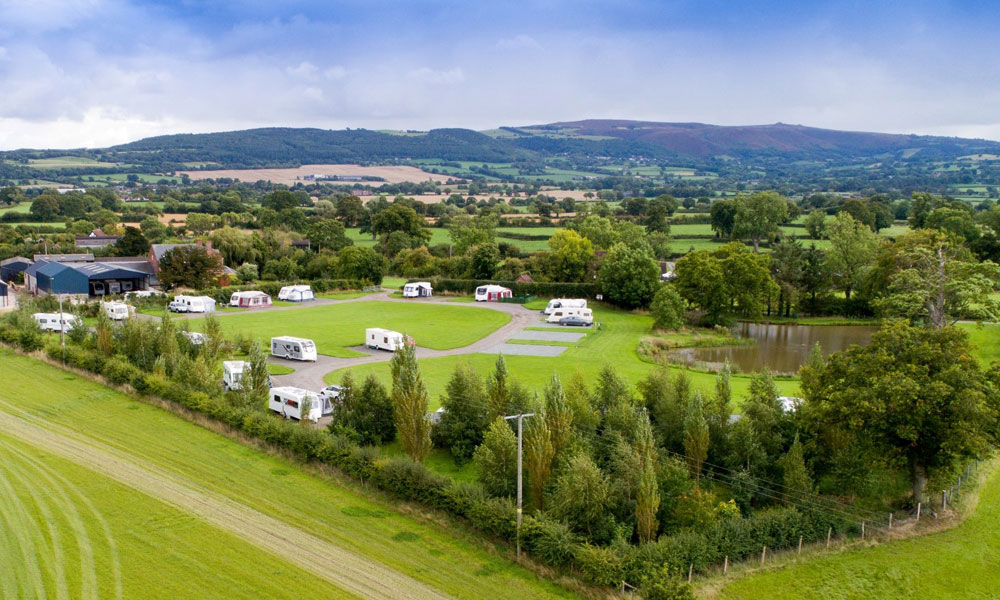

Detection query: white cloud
xmin=496 ymin=34 xmax=542 ymax=51
xmin=406 ymin=66 xmax=465 ymax=85
xmin=286 ymin=61 xmax=319 ymax=79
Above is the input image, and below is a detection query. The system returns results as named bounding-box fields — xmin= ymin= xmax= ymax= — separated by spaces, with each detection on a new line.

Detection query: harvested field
xmin=178 ymin=164 xmax=455 ymax=186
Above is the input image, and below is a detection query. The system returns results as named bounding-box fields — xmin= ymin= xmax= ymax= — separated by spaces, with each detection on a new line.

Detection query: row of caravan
xmin=221 ymin=360 xmax=333 ymax=423
xmin=268 ymin=328 xmax=409 ymax=362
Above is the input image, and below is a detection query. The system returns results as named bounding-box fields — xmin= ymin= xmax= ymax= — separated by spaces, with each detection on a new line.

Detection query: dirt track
xmin=0 ymin=406 xmax=451 ymax=600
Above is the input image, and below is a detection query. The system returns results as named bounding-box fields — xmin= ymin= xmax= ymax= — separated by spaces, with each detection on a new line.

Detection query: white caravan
xmin=182 ymin=331 xmax=206 ymax=345
xmin=33 ymin=312 xmax=81 ymax=332
xmin=102 ymin=301 xmax=131 ymax=321
xmin=222 ymin=360 xmax=245 ymax=391
xmin=402 ymin=281 xmax=433 ymax=298
xmin=546 ymin=307 xmax=594 ymax=324
xmin=474 ymin=285 xmax=512 ymax=302
xmin=543 ymin=298 xmax=587 ymax=315
xmin=269 ymin=386 xmax=322 ymax=422
xmin=278 ymin=285 xmax=314 ymax=302
xmin=168 ymin=295 xmax=216 ymax=313
xmin=271 ymin=336 xmax=318 ymax=361
xmin=366 ymin=328 xmax=406 ymax=351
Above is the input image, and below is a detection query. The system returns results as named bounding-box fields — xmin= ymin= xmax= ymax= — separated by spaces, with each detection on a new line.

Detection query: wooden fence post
xmin=942 ymin=489 xmax=948 ymax=511
xmin=826 ymin=527 xmax=832 ymax=548
xmin=888 ymin=512 xmax=893 ymax=529
xmin=760 ymin=546 xmax=767 ymax=566
xmin=916 ymin=502 xmax=922 ymax=520
xmin=688 ymin=564 xmax=693 ymax=584
xmin=723 ymin=556 xmax=729 ymax=574
xmin=797 ymin=535 xmax=803 ymax=556
xmin=861 ymin=521 xmax=865 ymax=540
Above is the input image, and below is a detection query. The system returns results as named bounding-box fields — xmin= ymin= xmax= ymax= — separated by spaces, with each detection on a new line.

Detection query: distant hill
xmin=504 ymin=120 xmax=1000 ymax=160
xmin=9 ymin=120 xmax=1000 ymax=171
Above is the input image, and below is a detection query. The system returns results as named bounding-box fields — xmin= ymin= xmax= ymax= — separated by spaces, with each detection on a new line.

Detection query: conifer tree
xmin=390 ymin=342 xmax=431 ymax=462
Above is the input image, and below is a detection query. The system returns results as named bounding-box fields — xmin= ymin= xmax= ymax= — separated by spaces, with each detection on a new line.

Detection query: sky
xmin=1 ymin=0 xmax=999 ymax=149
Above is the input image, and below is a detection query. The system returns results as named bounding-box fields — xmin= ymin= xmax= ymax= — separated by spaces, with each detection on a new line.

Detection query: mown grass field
xmin=0 ymin=429 xmax=346 ymax=599
xmin=0 ymin=350 xmax=577 ymax=599
xmin=713 ymin=464 xmax=1000 ymax=600
xmin=326 ymin=304 xmax=800 ymax=409
xmin=188 ymin=301 xmax=511 ymax=358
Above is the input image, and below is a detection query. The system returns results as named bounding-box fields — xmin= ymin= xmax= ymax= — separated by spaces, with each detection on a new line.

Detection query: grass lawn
xmin=188 ymin=301 xmax=511 ymax=358
xmin=381 ymin=276 xmax=408 ymax=289
xmin=0 ymin=201 xmax=32 ymax=215
xmin=0 ymin=350 xmax=577 ymax=600
xmin=315 ymin=291 xmax=372 ymax=300
xmin=714 ymin=463 xmax=1000 ymax=600
xmin=958 ymin=322 xmax=1000 ymax=366
xmin=268 ymin=363 xmax=295 ymax=375
xmin=0 ymin=430 xmax=348 ymax=599
xmin=326 ymin=304 xmax=800 ymax=409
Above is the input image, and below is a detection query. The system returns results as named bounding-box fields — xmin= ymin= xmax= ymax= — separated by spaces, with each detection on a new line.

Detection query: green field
xmin=326 ymin=304 xmax=800 ymax=409
xmin=959 ymin=322 xmax=1000 ymax=366
xmin=715 ymin=464 xmax=1000 ymax=599
xmin=0 ymin=202 xmax=32 ymax=215
xmin=27 ymin=156 xmax=123 ymax=168
xmin=188 ymin=301 xmax=511 ymax=358
xmin=0 ymin=349 xmax=577 ymax=599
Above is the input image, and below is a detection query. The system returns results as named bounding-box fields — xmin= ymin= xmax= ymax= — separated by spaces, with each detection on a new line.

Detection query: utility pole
xmin=504 ymin=412 xmax=534 ymax=559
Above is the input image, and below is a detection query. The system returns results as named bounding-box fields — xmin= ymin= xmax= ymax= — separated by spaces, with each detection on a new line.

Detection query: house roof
xmin=33 ymin=253 xmax=94 ymax=262
xmin=0 ymin=256 xmax=32 ymax=267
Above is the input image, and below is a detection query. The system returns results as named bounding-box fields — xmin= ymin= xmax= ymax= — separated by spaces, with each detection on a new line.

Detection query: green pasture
xmin=27 ymin=156 xmax=122 ymax=168
xmin=326 ymin=304 xmax=800 ymax=410
xmin=188 ymin=301 xmax=511 ymax=358
xmin=0 ymin=202 xmax=32 ymax=215
xmin=715 ymin=463 xmax=1000 ymax=600
xmin=0 ymin=350 xmax=577 ymax=600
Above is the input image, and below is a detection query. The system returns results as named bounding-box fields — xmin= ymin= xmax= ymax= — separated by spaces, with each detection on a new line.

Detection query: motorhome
xmin=543 ymin=298 xmax=587 ymax=315
xmin=102 ymin=301 xmax=131 ymax=321
xmin=366 ymin=328 xmax=407 ymax=351
xmin=546 ymin=307 xmax=593 ymax=324
xmin=229 ymin=290 xmax=272 ymax=308
xmin=277 ymin=285 xmax=314 ymax=302
xmin=269 ymin=386 xmax=322 ymax=422
xmin=168 ymin=295 xmax=216 ymax=313
xmin=474 ymin=285 xmax=512 ymax=302
xmin=402 ymin=281 xmax=433 ymax=298
xmin=270 ymin=336 xmax=318 ymax=361
xmin=33 ymin=312 xmax=81 ymax=332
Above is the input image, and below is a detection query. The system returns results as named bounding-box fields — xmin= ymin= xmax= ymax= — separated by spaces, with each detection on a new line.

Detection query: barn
xmin=0 ymin=256 xmax=32 ymax=283
xmin=34 ymin=261 xmax=150 ymax=298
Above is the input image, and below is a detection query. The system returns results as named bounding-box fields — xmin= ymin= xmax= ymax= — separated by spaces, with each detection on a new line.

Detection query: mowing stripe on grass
xmin=0 ymin=407 xmax=449 ymax=600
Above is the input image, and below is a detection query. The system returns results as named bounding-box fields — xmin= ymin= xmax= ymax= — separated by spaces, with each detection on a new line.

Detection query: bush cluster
xmin=427 ymin=278 xmax=598 ymax=298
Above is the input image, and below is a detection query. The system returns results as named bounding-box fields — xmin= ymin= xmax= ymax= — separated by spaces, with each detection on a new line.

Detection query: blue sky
xmin=1 ymin=0 xmax=998 ymax=148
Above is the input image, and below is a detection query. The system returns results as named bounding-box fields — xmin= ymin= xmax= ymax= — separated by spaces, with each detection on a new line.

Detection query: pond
xmin=671 ymin=323 xmax=878 ymax=374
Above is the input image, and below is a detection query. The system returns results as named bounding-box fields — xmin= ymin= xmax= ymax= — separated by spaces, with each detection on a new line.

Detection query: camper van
xmin=366 ymin=328 xmax=407 ymax=351
xmin=229 ymin=290 xmax=272 ymax=308
xmin=546 ymin=307 xmax=593 ymax=324
xmin=474 ymin=285 xmax=512 ymax=302
xmin=543 ymin=298 xmax=587 ymax=315
xmin=33 ymin=312 xmax=81 ymax=332
xmin=402 ymin=282 xmax=433 ymax=298
xmin=269 ymin=386 xmax=322 ymax=422
xmin=270 ymin=336 xmax=318 ymax=361
xmin=278 ymin=285 xmax=314 ymax=302
xmin=168 ymin=295 xmax=216 ymax=313
xmin=102 ymin=301 xmax=131 ymax=321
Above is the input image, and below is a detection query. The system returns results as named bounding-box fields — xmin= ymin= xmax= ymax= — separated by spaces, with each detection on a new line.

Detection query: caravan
xmin=269 ymin=386 xmax=322 ymax=422
xmin=33 ymin=312 xmax=81 ymax=332
xmin=229 ymin=291 xmax=272 ymax=308
xmin=278 ymin=285 xmax=314 ymax=302
xmin=543 ymin=298 xmax=587 ymax=315
xmin=474 ymin=285 xmax=512 ymax=302
xmin=102 ymin=301 xmax=131 ymax=321
xmin=366 ymin=328 xmax=407 ymax=351
xmin=168 ymin=295 xmax=216 ymax=313
xmin=222 ymin=360 xmax=245 ymax=391
xmin=270 ymin=336 xmax=318 ymax=361
xmin=546 ymin=307 xmax=593 ymax=324
xmin=402 ymin=282 xmax=433 ymax=298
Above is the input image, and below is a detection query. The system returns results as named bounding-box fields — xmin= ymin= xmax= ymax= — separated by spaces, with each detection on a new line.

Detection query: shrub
xmin=522 ymin=514 xmax=578 ymax=567
xmin=574 ymin=543 xmax=626 ymax=587
xmin=372 ymin=457 xmax=450 ymax=507
xmin=102 ymin=357 xmax=140 ymax=385
xmin=466 ymin=496 xmax=517 ymax=541
xmin=640 ymin=565 xmax=695 ymax=600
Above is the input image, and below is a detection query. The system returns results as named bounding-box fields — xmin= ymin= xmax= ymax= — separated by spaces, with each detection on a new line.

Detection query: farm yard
xmin=186 ymin=300 xmax=512 ymax=358
xmin=0 ymin=350 xmax=578 ymax=600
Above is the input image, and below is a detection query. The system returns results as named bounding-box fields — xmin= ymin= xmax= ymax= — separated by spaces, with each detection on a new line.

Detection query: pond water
xmin=672 ymin=323 xmax=878 ymax=374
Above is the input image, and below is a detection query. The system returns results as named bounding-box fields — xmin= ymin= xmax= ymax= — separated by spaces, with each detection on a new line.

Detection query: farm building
xmin=278 ymin=285 xmax=314 ymax=302
xmin=30 ymin=260 xmax=149 ymax=298
xmin=229 ymin=290 xmax=272 ymax=308
xmin=75 ymin=229 xmax=121 ymax=249
xmin=0 ymin=256 xmax=32 ymax=283
xmin=0 ymin=280 xmax=11 ymax=309
xmin=474 ymin=285 xmax=513 ymax=302
xmin=402 ymin=282 xmax=433 ymax=298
